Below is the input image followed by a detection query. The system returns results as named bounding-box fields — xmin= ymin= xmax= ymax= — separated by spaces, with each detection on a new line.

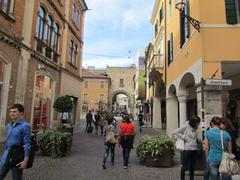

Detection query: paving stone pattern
xmin=0 ymin=119 xmax=205 ymax=180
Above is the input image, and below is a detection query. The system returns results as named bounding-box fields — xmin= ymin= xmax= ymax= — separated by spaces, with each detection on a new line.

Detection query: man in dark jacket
xmin=85 ymin=110 xmax=93 ymax=131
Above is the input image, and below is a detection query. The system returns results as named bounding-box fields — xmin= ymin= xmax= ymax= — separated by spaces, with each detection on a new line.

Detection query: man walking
xmin=0 ymin=104 xmax=31 ymax=180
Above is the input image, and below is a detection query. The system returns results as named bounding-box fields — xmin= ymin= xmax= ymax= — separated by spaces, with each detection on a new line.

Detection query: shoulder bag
xmin=219 ymin=130 xmax=239 ymax=176
xmin=175 ymin=126 xmax=188 ymax=151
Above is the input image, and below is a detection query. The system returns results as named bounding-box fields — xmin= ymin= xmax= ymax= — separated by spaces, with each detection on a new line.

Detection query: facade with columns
xmin=148 ymin=0 xmax=240 ymax=136
xmin=0 ymin=0 xmax=87 ymax=141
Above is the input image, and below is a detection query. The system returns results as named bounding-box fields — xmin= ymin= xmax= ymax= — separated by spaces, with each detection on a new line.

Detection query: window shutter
xmin=168 ymin=40 xmax=170 ymax=65
xmin=170 ymin=33 xmax=173 ymax=63
xmin=180 ymin=13 xmax=185 ymax=48
xmin=225 ymin=0 xmax=238 ymax=24
xmin=185 ymin=0 xmax=190 ymax=38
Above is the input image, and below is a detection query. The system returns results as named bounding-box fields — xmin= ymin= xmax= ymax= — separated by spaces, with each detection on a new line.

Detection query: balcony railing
xmin=35 ymin=38 xmax=60 ymax=64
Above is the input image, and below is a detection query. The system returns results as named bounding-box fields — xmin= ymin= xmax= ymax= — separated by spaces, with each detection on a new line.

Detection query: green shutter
xmin=225 ymin=0 xmax=238 ymax=24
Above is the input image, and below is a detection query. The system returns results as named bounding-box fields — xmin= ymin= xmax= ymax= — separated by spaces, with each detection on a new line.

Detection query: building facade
xmin=0 ymin=0 xmax=87 ymax=141
xmin=148 ymin=0 xmax=240 ymax=136
xmin=81 ymin=69 xmax=110 ymax=114
xmin=107 ymin=66 xmax=136 ymax=114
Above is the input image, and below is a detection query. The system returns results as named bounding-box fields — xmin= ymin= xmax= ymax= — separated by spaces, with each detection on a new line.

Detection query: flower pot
xmin=145 ymin=148 xmax=173 ymax=167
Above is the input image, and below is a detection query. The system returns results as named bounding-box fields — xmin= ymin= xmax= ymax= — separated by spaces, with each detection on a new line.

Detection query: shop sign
xmin=205 ymin=79 xmax=232 ymax=86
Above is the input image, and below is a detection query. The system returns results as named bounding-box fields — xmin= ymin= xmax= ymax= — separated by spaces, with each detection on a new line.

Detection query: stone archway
xmin=109 ymin=90 xmax=133 ymax=114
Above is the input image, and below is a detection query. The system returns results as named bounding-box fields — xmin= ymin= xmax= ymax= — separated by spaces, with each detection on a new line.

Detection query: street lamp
xmin=175 ymin=0 xmax=201 ymax=32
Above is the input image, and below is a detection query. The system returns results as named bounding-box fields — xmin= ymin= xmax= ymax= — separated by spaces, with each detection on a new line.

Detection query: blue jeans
xmin=103 ymin=143 xmax=115 ymax=164
xmin=0 ymin=162 xmax=23 ymax=180
xmin=122 ymin=147 xmax=131 ymax=166
xmin=208 ymin=160 xmax=232 ymax=180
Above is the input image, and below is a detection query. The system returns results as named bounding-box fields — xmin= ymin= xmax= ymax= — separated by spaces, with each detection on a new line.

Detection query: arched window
xmin=44 ymin=15 xmax=53 ymax=46
xmin=70 ymin=40 xmax=77 ymax=66
xmin=0 ymin=0 xmax=15 ymax=16
xmin=53 ymin=23 xmax=60 ymax=51
xmin=36 ymin=6 xmax=45 ymax=40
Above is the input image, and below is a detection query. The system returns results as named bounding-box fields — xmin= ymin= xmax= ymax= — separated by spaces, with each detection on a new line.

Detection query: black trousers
xmin=181 ymin=150 xmax=197 ymax=180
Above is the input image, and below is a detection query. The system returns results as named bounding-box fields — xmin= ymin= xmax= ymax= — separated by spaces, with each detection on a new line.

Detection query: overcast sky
xmin=82 ymin=0 xmax=155 ymax=68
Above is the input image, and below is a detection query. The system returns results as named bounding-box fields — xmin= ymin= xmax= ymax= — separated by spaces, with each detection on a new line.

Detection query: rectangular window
xmin=168 ymin=33 xmax=173 ymax=65
xmin=69 ymin=40 xmax=78 ymax=66
xmin=154 ymin=22 xmax=158 ymax=37
xmin=100 ymin=94 xmax=104 ymax=101
xmin=100 ymin=81 xmax=104 ymax=88
xmin=84 ymin=81 xmax=88 ymax=88
xmin=225 ymin=0 xmax=240 ymax=24
xmin=84 ymin=94 xmax=88 ymax=101
xmin=119 ymin=79 xmax=124 ymax=87
xmin=180 ymin=0 xmax=189 ymax=48
xmin=159 ymin=3 xmax=164 ymax=25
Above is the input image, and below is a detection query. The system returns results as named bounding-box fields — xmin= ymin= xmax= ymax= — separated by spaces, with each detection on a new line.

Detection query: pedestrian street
xmin=2 ymin=118 xmax=204 ymax=180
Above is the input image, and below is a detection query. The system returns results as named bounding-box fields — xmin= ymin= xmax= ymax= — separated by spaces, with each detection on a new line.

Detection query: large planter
xmin=145 ymin=148 xmax=173 ymax=167
xmin=39 ymin=129 xmax=72 ymax=158
xmin=136 ymin=135 xmax=175 ymax=167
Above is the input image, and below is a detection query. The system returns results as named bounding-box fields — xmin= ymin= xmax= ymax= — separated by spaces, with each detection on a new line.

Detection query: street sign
xmin=205 ymin=79 xmax=232 ymax=86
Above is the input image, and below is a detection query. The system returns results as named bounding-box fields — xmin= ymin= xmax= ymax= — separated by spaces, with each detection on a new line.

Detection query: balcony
xmin=35 ymin=38 xmax=60 ymax=64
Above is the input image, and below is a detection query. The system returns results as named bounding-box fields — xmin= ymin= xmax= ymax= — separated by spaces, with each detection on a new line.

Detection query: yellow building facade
xmin=148 ymin=0 xmax=240 ymax=135
xmin=81 ymin=69 xmax=110 ymax=115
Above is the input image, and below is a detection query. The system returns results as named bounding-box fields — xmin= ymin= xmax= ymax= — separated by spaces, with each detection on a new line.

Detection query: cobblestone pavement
xmin=1 ymin=119 xmax=206 ymax=180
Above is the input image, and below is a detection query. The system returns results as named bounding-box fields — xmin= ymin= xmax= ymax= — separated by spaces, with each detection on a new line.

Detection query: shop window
xmin=33 ymin=75 xmax=53 ymax=130
xmin=225 ymin=0 xmax=240 ymax=24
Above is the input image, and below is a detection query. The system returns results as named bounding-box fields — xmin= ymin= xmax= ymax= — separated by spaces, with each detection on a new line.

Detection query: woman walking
xmin=173 ymin=116 xmax=201 ymax=180
xmin=102 ymin=119 xmax=117 ymax=169
xmin=204 ymin=116 xmax=232 ymax=180
xmin=119 ymin=115 xmax=135 ymax=169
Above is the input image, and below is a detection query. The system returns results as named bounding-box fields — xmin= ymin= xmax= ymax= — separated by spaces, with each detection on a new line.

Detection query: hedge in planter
xmin=39 ymin=129 xmax=72 ymax=158
xmin=136 ymin=135 xmax=175 ymax=167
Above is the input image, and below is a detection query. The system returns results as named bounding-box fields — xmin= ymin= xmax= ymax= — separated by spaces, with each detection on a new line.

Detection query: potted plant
xmin=53 ymin=95 xmax=74 ymax=135
xmin=39 ymin=129 xmax=72 ymax=158
xmin=136 ymin=135 xmax=175 ymax=167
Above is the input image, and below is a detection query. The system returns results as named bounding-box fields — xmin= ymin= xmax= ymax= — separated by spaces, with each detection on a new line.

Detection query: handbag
xmin=219 ymin=130 xmax=239 ymax=176
xmin=175 ymin=138 xmax=184 ymax=150
xmin=175 ymin=126 xmax=188 ymax=151
xmin=5 ymin=135 xmax=38 ymax=168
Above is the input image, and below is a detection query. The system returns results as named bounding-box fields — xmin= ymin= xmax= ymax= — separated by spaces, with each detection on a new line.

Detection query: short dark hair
xmin=210 ymin=116 xmax=221 ymax=126
xmin=189 ymin=116 xmax=200 ymax=129
xmin=10 ymin=104 xmax=24 ymax=113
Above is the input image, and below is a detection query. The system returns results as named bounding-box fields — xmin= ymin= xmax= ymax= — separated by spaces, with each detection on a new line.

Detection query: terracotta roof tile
xmin=82 ymin=69 xmax=109 ymax=79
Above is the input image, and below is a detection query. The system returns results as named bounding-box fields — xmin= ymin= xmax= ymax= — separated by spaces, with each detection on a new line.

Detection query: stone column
xmin=178 ymin=95 xmax=187 ymax=127
xmin=152 ymin=97 xmax=161 ymax=128
xmin=166 ymin=97 xmax=178 ymax=136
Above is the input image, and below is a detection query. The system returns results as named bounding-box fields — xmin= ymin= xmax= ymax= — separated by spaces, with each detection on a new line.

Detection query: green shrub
xmin=39 ymin=129 xmax=72 ymax=158
xmin=53 ymin=96 xmax=73 ymax=113
xmin=136 ymin=135 xmax=175 ymax=162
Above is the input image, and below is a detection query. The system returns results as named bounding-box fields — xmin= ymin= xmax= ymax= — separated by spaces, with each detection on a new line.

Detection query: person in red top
xmin=119 ymin=114 xmax=135 ymax=169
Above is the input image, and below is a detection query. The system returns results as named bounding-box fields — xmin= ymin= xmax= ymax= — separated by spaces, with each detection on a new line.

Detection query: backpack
xmin=106 ymin=131 xmax=117 ymax=144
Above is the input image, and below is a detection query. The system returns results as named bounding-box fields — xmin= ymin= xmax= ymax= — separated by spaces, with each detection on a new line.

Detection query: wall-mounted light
xmin=175 ymin=0 xmax=201 ymax=32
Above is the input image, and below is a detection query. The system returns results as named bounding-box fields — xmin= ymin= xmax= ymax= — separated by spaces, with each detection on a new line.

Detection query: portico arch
xmin=178 ymin=72 xmax=196 ymax=126
xmin=166 ymin=84 xmax=178 ymax=136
